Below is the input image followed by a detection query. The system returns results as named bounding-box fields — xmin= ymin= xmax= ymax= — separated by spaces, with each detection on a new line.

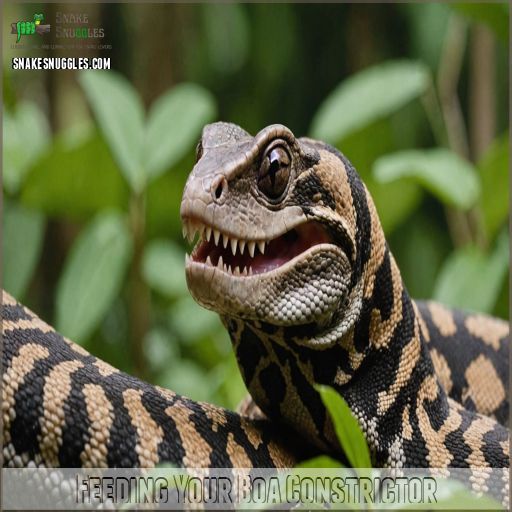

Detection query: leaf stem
xmin=129 ymin=191 xmax=150 ymax=378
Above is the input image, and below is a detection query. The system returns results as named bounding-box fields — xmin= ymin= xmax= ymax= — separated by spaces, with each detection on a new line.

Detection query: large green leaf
xmin=56 ymin=212 xmax=133 ymax=342
xmin=3 ymin=102 xmax=50 ymax=194
xmin=21 ymin=132 xmax=128 ymax=220
xmin=316 ymin=385 xmax=372 ymax=469
xmin=450 ymin=3 xmax=509 ymax=43
xmin=145 ymin=83 xmax=216 ymax=179
xmin=373 ymin=148 xmax=480 ymax=210
xmin=79 ymin=71 xmax=145 ymax=192
xmin=310 ymin=60 xmax=430 ymax=143
xmin=142 ymin=239 xmax=188 ymax=298
xmin=3 ymin=200 xmax=45 ymax=298
xmin=477 ymin=133 xmax=509 ymax=240
xmin=433 ymin=231 xmax=508 ymax=313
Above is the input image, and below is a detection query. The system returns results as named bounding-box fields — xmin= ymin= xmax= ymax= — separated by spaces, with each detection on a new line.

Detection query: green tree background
xmin=3 ymin=3 xmax=509 ymax=410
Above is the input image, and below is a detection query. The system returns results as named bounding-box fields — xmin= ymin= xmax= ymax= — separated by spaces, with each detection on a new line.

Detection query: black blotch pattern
xmin=293 ymin=171 xmax=336 ymax=210
xmin=58 ymin=365 xmax=93 ymax=466
xmin=10 ymin=357 xmax=50 ymax=458
xmin=259 ymin=363 xmax=286 ymax=417
xmin=235 ymin=326 xmax=269 ymax=386
xmin=140 ymin=390 xmax=187 ymax=466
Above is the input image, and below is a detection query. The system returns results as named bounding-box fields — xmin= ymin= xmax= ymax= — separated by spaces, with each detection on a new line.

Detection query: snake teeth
xmin=230 ymin=238 xmax=238 ymax=256
xmin=182 ymin=219 xmax=269 ymax=274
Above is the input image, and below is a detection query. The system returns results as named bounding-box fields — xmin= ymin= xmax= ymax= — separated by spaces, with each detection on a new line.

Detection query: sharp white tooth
xmin=224 ymin=263 xmax=228 ymax=273
xmin=218 ymin=255 xmax=223 ymax=269
xmin=230 ymin=238 xmax=238 ymax=256
xmin=185 ymin=253 xmax=190 ymax=264
xmin=190 ymin=222 xmax=198 ymax=243
xmin=182 ymin=226 xmax=187 ymax=239
xmin=222 ymin=233 xmax=229 ymax=249
xmin=198 ymin=225 xmax=205 ymax=240
xmin=206 ymin=255 xmax=212 ymax=266
xmin=213 ymin=230 xmax=221 ymax=246
xmin=234 ymin=266 xmax=240 ymax=276
xmin=242 ymin=267 xmax=248 ymax=276
xmin=206 ymin=227 xmax=212 ymax=242
xmin=258 ymin=241 xmax=266 ymax=255
xmin=248 ymin=241 xmax=256 ymax=258
xmin=249 ymin=266 xmax=253 ymax=275
xmin=227 ymin=264 xmax=232 ymax=274
xmin=239 ymin=240 xmax=246 ymax=255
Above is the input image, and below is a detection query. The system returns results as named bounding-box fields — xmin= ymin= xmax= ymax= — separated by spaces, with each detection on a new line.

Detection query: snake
xmin=2 ymin=124 xmax=509 ymax=498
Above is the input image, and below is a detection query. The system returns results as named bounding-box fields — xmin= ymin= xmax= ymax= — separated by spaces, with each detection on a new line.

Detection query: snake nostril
xmin=212 ymin=175 xmax=228 ymax=204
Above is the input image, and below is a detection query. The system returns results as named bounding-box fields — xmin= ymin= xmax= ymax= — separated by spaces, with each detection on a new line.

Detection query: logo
xmin=11 ymin=13 xmax=51 ymax=43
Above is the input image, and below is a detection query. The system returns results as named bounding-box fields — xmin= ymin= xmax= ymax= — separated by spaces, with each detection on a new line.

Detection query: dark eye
xmin=195 ymin=140 xmax=203 ymax=162
xmin=257 ymin=145 xmax=291 ymax=200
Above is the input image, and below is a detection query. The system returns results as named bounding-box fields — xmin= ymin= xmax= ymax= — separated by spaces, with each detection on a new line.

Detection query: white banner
xmin=1 ymin=467 xmax=508 ymax=510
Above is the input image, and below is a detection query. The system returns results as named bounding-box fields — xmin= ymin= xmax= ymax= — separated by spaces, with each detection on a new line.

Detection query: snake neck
xmin=224 ymin=241 xmax=455 ymax=467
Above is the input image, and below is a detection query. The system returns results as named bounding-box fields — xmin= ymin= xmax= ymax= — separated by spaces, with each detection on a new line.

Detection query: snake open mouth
xmin=183 ymin=221 xmax=333 ymax=276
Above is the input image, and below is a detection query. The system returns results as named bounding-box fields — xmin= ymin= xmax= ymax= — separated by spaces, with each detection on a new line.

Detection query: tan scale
xmin=369 ymin=256 xmax=404 ymax=350
xmin=462 ymin=355 xmax=506 ymax=418
xmin=123 ymin=388 xmax=164 ymax=467
xmin=377 ymin=321 xmax=421 ymax=415
xmin=465 ymin=314 xmax=508 ymax=351
xmin=80 ymin=383 xmax=114 ymax=467
xmin=39 ymin=359 xmax=84 ymax=466
xmin=2 ymin=343 xmax=50 ymax=443
xmin=427 ymin=302 xmax=457 ymax=337
xmin=166 ymin=403 xmax=213 ymax=468
xmin=430 ymin=348 xmax=453 ymax=395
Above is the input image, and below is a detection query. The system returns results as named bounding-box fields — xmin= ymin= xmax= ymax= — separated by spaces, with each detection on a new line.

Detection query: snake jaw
xmin=183 ymin=219 xmax=335 ymax=277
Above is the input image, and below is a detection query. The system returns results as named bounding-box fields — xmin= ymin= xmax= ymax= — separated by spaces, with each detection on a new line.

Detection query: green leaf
xmin=56 ymin=211 xmax=133 ymax=342
xmin=310 ymin=60 xmax=430 ymax=143
xmin=145 ymin=83 xmax=216 ymax=179
xmin=3 ymin=200 xmax=45 ymax=298
xmin=373 ymin=148 xmax=480 ymax=210
xmin=21 ymin=132 xmax=129 ymax=220
xmin=3 ymin=102 xmax=50 ymax=194
xmin=402 ymin=3 xmax=450 ymax=71
xmin=433 ymin=230 xmax=509 ymax=313
xmin=79 ymin=71 xmax=145 ymax=192
xmin=142 ymin=239 xmax=188 ymax=297
xmin=295 ymin=455 xmax=344 ymax=469
xmin=477 ymin=133 xmax=509 ymax=239
xmin=450 ymin=3 xmax=509 ymax=43
xmin=315 ymin=385 xmax=372 ymax=469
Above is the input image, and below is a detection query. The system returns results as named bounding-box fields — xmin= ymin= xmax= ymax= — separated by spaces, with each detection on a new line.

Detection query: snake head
xmin=33 ymin=13 xmax=44 ymax=25
xmin=181 ymin=123 xmax=365 ymax=344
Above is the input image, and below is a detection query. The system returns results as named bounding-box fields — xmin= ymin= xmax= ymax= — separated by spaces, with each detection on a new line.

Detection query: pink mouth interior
xmin=192 ymin=221 xmax=332 ymax=275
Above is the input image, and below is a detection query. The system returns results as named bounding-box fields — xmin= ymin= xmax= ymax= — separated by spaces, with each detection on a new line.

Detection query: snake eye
xmin=195 ymin=140 xmax=203 ymax=162
xmin=257 ymin=145 xmax=291 ymax=200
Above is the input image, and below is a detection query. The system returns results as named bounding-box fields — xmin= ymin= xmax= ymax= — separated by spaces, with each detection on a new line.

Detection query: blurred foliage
xmin=3 ymin=3 xmax=509 ymax=411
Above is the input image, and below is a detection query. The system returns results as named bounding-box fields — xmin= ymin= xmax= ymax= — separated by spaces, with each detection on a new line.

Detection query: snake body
xmin=2 ymin=124 xmax=509 ymax=487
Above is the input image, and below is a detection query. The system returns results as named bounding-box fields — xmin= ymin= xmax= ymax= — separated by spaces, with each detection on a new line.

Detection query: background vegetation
xmin=3 ymin=3 xmax=509 ymax=411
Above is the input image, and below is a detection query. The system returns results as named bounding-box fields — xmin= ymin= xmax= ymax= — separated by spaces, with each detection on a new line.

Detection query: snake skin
xmin=181 ymin=123 xmax=509 ymax=473
xmin=2 ymin=124 xmax=509 ymax=495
